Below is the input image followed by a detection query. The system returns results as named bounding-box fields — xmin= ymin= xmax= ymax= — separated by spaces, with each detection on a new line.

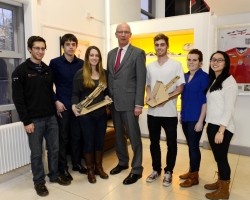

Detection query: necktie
xmin=114 ymin=48 xmax=123 ymax=72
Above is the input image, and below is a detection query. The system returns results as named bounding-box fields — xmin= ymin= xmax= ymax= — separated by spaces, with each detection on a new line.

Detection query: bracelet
xmin=217 ymin=131 xmax=223 ymax=135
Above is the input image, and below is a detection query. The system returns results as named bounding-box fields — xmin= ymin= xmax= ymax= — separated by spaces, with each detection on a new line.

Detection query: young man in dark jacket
xmin=49 ymin=34 xmax=86 ymax=181
xmin=12 ymin=36 xmax=71 ymax=197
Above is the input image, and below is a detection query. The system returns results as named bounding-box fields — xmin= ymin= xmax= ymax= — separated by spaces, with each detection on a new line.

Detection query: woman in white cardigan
xmin=204 ymin=51 xmax=238 ymax=200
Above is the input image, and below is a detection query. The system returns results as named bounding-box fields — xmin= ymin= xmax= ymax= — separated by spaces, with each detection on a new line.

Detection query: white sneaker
xmin=146 ymin=171 xmax=159 ymax=183
xmin=162 ymin=171 xmax=172 ymax=187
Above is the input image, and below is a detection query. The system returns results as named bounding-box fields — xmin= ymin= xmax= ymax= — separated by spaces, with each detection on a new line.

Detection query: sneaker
xmin=163 ymin=171 xmax=172 ymax=187
xmin=146 ymin=171 xmax=160 ymax=183
xmin=34 ymin=183 xmax=49 ymax=197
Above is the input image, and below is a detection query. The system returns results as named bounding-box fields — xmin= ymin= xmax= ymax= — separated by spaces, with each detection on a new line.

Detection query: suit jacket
xmin=107 ymin=44 xmax=146 ymax=111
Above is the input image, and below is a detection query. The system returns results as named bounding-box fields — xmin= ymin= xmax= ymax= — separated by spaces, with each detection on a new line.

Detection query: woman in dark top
xmin=179 ymin=49 xmax=209 ymax=187
xmin=72 ymin=46 xmax=111 ymax=183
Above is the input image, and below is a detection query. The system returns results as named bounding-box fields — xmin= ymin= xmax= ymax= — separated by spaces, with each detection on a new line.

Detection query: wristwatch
xmin=217 ymin=131 xmax=223 ymax=135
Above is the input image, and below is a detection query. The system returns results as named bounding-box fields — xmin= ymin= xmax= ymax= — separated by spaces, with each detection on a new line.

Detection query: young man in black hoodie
xmin=12 ymin=36 xmax=71 ymax=197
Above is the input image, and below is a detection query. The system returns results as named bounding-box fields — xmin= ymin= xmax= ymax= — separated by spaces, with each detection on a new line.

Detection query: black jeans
xmin=57 ymin=109 xmax=82 ymax=172
xmin=207 ymin=123 xmax=233 ymax=180
xmin=79 ymin=112 xmax=107 ymax=154
xmin=182 ymin=121 xmax=204 ymax=172
xmin=147 ymin=115 xmax=178 ymax=174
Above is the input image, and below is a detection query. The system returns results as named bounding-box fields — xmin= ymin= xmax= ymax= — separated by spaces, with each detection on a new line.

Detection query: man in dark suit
xmin=107 ymin=22 xmax=146 ymax=185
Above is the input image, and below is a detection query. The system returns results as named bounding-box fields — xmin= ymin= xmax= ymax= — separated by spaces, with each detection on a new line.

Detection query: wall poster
xmin=217 ymin=24 xmax=250 ymax=95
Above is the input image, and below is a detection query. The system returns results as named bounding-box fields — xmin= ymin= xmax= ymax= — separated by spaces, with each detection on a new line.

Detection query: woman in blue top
xmin=179 ymin=49 xmax=209 ymax=187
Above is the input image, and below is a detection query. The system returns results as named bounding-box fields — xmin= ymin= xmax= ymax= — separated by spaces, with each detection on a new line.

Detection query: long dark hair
xmin=205 ymin=51 xmax=230 ymax=94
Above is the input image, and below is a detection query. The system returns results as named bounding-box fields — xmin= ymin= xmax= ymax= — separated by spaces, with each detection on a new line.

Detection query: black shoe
xmin=35 ymin=183 xmax=49 ymax=197
xmin=110 ymin=165 xmax=129 ymax=175
xmin=50 ymin=175 xmax=71 ymax=186
xmin=123 ymin=173 xmax=142 ymax=185
xmin=60 ymin=169 xmax=73 ymax=181
xmin=72 ymin=165 xmax=87 ymax=174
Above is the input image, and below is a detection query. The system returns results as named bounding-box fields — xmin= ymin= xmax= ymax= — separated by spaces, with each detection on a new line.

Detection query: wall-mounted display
xmin=217 ymin=24 xmax=250 ymax=95
xmin=131 ymin=30 xmax=194 ymax=110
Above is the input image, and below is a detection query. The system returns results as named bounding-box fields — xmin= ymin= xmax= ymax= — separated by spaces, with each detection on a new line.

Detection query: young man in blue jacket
xmin=49 ymin=34 xmax=86 ymax=181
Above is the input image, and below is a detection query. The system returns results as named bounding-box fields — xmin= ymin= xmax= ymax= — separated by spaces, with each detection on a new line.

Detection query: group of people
xmin=11 ymin=22 xmax=237 ymax=200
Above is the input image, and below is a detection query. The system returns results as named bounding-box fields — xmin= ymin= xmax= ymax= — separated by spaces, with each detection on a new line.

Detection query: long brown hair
xmin=83 ymin=46 xmax=106 ymax=88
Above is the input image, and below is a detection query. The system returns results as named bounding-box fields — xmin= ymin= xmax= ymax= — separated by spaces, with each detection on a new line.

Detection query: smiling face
xmin=28 ymin=41 xmax=46 ymax=63
xmin=89 ymin=49 xmax=100 ymax=67
xmin=154 ymin=39 xmax=168 ymax=57
xmin=210 ymin=53 xmax=226 ymax=76
xmin=187 ymin=53 xmax=202 ymax=73
xmin=115 ymin=23 xmax=132 ymax=47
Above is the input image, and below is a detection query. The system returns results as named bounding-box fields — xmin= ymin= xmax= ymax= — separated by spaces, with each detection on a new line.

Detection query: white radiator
xmin=0 ymin=122 xmax=30 ymax=174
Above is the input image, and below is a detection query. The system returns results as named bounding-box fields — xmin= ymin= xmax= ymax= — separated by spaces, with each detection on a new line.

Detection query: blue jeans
xmin=27 ymin=115 xmax=59 ymax=185
xmin=79 ymin=113 xmax=107 ymax=154
xmin=56 ymin=109 xmax=82 ymax=171
xmin=182 ymin=121 xmax=204 ymax=172
xmin=147 ymin=115 xmax=178 ymax=174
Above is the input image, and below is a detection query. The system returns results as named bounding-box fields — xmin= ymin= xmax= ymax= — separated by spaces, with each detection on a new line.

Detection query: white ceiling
xmin=205 ymin=0 xmax=250 ymax=16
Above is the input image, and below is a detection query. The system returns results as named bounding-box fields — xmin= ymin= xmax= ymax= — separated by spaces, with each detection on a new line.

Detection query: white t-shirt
xmin=146 ymin=58 xmax=185 ymax=117
xmin=206 ymin=75 xmax=238 ymax=133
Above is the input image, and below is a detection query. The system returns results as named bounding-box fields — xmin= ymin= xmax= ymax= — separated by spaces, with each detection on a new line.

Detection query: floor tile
xmin=0 ymin=138 xmax=249 ymax=200
xmin=101 ymin=182 xmax=170 ymax=200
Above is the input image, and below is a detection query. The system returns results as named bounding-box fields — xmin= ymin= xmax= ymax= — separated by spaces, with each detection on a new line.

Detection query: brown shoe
xmin=179 ymin=168 xmax=190 ymax=179
xmin=95 ymin=151 xmax=109 ymax=179
xmin=205 ymin=180 xmax=230 ymax=200
xmin=84 ymin=153 xmax=96 ymax=184
xmin=204 ymin=172 xmax=220 ymax=190
xmin=179 ymin=171 xmax=199 ymax=187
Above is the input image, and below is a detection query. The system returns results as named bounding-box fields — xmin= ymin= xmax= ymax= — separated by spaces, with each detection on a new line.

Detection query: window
xmin=0 ymin=2 xmax=25 ymax=125
xmin=0 ymin=7 xmax=14 ymax=51
xmin=141 ymin=0 xmax=155 ymax=20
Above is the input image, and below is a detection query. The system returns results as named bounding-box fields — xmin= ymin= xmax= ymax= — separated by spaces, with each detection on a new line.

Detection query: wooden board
xmin=80 ymin=99 xmax=113 ymax=115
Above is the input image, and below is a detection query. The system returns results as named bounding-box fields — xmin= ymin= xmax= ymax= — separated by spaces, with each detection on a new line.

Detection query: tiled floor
xmin=0 ymin=137 xmax=250 ymax=200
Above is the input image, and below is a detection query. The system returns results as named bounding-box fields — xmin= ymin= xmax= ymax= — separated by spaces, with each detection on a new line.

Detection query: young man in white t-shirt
xmin=146 ymin=33 xmax=185 ymax=186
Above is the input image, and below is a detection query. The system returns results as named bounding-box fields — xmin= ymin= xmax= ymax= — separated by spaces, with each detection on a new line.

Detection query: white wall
xmin=109 ymin=0 xmax=140 ymax=24
xmin=155 ymin=0 xmax=165 ymax=18
xmin=23 ymin=0 xmax=106 ymax=65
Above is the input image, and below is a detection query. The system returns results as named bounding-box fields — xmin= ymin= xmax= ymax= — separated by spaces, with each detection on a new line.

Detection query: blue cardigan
xmin=181 ymin=68 xmax=209 ymax=122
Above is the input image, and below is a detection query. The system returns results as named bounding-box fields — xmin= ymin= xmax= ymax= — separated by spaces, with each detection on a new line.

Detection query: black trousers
xmin=57 ymin=109 xmax=82 ymax=171
xmin=207 ymin=123 xmax=233 ymax=180
xmin=147 ymin=115 xmax=178 ymax=174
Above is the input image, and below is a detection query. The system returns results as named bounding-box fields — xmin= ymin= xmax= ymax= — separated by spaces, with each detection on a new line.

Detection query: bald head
xmin=116 ymin=23 xmax=131 ymax=32
xmin=115 ymin=22 xmax=132 ymax=47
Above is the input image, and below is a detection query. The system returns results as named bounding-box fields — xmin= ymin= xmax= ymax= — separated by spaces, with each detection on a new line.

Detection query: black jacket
xmin=12 ymin=59 xmax=55 ymax=125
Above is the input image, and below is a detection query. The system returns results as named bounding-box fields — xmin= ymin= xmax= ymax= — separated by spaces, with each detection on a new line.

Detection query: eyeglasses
xmin=210 ymin=58 xmax=225 ymax=63
xmin=32 ymin=47 xmax=46 ymax=51
xmin=116 ymin=31 xmax=131 ymax=35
